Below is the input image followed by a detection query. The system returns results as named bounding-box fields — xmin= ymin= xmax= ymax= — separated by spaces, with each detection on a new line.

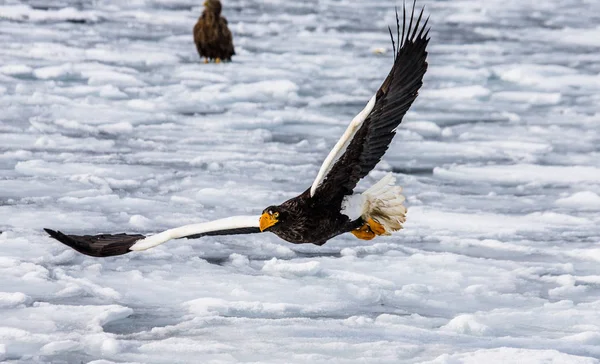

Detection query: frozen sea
xmin=1 ymin=0 xmax=600 ymax=362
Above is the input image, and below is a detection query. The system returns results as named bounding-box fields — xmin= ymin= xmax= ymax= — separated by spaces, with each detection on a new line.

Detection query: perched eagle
xmin=45 ymin=4 xmax=430 ymax=257
xmin=193 ymin=0 xmax=235 ymax=63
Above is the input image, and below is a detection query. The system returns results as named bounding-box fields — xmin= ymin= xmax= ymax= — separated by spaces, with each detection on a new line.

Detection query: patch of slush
xmin=424 ymin=348 xmax=599 ymax=364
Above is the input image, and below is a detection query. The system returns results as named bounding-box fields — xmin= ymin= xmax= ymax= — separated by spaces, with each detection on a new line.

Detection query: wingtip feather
xmin=44 ymin=228 xmax=66 ymax=243
xmin=394 ymin=1 xmax=430 ymax=57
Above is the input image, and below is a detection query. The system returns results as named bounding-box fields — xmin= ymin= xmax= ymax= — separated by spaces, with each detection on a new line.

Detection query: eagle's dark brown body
xmin=264 ymin=189 xmax=363 ymax=246
xmin=193 ymin=0 xmax=235 ymax=62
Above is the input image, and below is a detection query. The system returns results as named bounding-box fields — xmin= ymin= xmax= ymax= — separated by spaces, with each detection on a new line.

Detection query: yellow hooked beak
xmin=259 ymin=212 xmax=279 ymax=231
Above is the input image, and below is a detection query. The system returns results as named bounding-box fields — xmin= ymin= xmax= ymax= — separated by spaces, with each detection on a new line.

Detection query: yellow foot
xmin=351 ymin=218 xmax=387 ymax=240
xmin=215 ymin=58 xmax=221 ymax=63
xmin=351 ymin=224 xmax=376 ymax=240
xmin=366 ymin=218 xmax=386 ymax=236
xmin=204 ymin=58 xmax=209 ymax=64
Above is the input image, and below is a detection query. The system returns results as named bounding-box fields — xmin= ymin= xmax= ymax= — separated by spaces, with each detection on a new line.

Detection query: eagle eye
xmin=274 ymin=212 xmax=279 ymax=218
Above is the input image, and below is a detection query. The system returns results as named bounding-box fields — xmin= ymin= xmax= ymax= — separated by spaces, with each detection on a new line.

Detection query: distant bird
xmin=193 ymin=0 xmax=235 ymax=63
xmin=45 ymin=3 xmax=430 ymax=257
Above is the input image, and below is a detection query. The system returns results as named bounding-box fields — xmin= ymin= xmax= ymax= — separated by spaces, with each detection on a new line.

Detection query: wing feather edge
xmin=130 ymin=215 xmax=259 ymax=251
xmin=309 ymin=94 xmax=376 ymax=197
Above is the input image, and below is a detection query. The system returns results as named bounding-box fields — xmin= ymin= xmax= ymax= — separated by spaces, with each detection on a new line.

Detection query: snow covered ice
xmin=1 ymin=0 xmax=600 ymax=362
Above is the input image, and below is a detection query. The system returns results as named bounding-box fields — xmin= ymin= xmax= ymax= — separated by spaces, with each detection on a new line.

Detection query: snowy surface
xmin=1 ymin=0 xmax=600 ymax=363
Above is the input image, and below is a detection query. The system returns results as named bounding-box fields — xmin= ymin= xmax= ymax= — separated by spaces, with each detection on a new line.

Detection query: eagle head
xmin=259 ymin=206 xmax=288 ymax=232
xmin=203 ymin=0 xmax=222 ymax=16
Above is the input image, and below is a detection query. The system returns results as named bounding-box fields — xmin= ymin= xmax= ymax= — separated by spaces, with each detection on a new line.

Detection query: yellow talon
xmin=366 ymin=218 xmax=386 ymax=236
xmin=204 ymin=58 xmax=209 ymax=64
xmin=351 ymin=218 xmax=387 ymax=240
xmin=215 ymin=58 xmax=221 ymax=64
xmin=351 ymin=224 xmax=376 ymax=240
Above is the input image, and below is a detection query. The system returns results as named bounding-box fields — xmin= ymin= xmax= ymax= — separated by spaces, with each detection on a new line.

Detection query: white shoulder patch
xmin=130 ymin=215 xmax=259 ymax=251
xmin=340 ymin=194 xmax=365 ymax=221
xmin=310 ymin=94 xmax=377 ymax=197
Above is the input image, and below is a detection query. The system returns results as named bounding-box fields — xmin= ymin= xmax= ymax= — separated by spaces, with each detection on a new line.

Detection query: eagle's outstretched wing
xmin=310 ymin=3 xmax=429 ymax=200
xmin=45 ymin=216 xmax=261 ymax=257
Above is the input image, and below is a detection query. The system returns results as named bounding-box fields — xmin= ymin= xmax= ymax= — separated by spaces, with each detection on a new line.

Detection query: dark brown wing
xmin=313 ymin=4 xmax=429 ymax=201
xmin=219 ymin=17 xmax=235 ymax=59
xmin=193 ymin=14 xmax=209 ymax=58
xmin=45 ymin=229 xmax=143 ymax=257
xmin=45 ymin=226 xmax=260 ymax=258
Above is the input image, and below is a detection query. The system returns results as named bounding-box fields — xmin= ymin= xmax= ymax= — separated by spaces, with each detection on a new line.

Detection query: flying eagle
xmin=45 ymin=4 xmax=430 ymax=258
xmin=193 ymin=0 xmax=235 ymax=63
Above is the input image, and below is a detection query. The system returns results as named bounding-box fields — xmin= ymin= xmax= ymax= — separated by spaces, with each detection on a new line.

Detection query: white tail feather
xmin=360 ymin=173 xmax=407 ymax=235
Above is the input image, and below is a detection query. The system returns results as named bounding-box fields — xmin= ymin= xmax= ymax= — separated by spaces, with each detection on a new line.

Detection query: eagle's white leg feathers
xmin=343 ymin=173 xmax=407 ymax=234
